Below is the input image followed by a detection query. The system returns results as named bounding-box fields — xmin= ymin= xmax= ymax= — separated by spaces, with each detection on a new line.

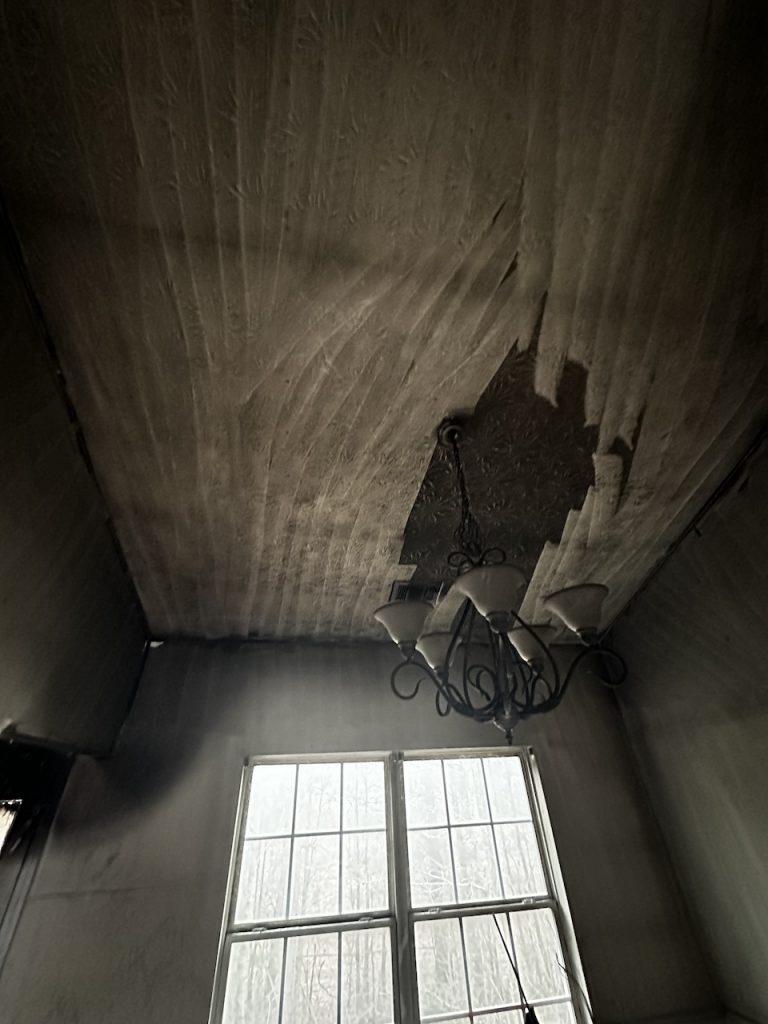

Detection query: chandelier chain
xmin=448 ymin=431 xmax=483 ymax=563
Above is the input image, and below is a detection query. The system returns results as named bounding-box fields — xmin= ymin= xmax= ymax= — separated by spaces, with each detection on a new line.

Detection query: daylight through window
xmin=212 ymin=751 xmax=584 ymax=1024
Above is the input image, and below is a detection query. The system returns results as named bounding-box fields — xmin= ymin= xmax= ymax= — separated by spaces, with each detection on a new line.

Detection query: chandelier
xmin=373 ymin=418 xmax=627 ymax=742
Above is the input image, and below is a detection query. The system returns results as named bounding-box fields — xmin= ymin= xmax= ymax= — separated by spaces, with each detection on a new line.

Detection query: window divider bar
xmin=410 ymin=897 xmax=555 ymax=922
xmin=336 ymin=766 xmax=345 ymax=1024
xmin=439 ymin=760 xmax=474 ymax=1019
xmin=480 ymin=757 xmax=507 ymax=900
xmin=229 ymin=909 xmax=393 ymax=936
xmin=283 ymin=765 xmax=300 ymax=920
xmin=242 ymin=824 xmax=386 ymax=842
xmin=390 ymin=753 xmax=420 ymax=1024
xmin=420 ymin=993 xmax=573 ymax=1023
xmin=276 ymin=935 xmax=288 ymax=1024
xmin=228 ymin=916 xmax=395 ymax=942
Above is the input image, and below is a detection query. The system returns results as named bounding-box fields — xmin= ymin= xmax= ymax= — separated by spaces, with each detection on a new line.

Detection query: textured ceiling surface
xmin=0 ymin=1 xmax=765 ymax=639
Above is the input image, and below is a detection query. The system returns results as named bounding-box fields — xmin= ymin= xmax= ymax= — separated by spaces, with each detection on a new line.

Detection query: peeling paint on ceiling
xmin=0 ymin=0 xmax=765 ymax=639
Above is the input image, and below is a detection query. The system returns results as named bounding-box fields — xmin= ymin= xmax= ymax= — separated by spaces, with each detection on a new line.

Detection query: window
xmin=210 ymin=751 xmax=586 ymax=1024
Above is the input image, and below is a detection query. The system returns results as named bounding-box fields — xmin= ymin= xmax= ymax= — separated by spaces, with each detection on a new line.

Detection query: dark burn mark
xmin=400 ymin=297 xmax=598 ymax=584
xmin=491 ymin=200 xmax=507 ymax=226
xmin=499 ymin=251 xmax=518 ymax=288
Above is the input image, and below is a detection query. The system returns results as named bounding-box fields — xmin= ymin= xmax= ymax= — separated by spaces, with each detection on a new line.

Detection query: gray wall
xmin=0 ymin=238 xmax=146 ymax=753
xmin=0 ymin=640 xmax=715 ymax=1023
xmin=614 ymin=442 xmax=768 ymax=1023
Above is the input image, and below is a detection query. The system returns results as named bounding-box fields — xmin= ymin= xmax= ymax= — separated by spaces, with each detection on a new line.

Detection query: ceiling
xmin=0 ymin=1 xmax=765 ymax=640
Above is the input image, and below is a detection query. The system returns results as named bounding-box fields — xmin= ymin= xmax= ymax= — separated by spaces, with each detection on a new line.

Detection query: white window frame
xmin=209 ymin=747 xmax=590 ymax=1024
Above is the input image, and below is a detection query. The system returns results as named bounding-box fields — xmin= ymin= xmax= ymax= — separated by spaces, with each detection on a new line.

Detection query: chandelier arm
xmin=464 ymin=665 xmax=498 ymax=710
xmin=502 ymin=634 xmax=556 ymax=704
xmin=561 ymin=643 xmax=628 ymax=691
xmin=458 ymin=603 xmax=499 ymax=710
xmin=448 ymin=598 xmax=473 ymax=668
xmin=448 ymin=430 xmax=483 ymax=562
xmin=435 ymin=687 xmax=451 ymax=717
xmin=430 ymin=663 xmax=486 ymax=719
xmin=444 ymin=676 xmax=496 ymax=719
xmin=506 ymin=609 xmax=563 ymax=691
xmin=390 ymin=659 xmax=425 ymax=701
xmin=497 ymin=633 xmax=550 ymax=714
xmin=491 ymin=623 xmax=522 ymax=719
xmin=494 ymin=621 xmax=529 ymax=713
xmin=460 ymin=601 xmax=475 ymax=701
xmin=520 ymin=642 xmax=623 ymax=716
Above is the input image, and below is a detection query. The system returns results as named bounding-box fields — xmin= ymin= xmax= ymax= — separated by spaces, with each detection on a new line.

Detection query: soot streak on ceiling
xmin=0 ymin=0 xmax=765 ymax=641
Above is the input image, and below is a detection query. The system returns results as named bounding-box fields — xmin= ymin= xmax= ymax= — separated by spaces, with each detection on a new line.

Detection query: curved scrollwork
xmin=381 ymin=417 xmax=627 ymax=741
xmin=388 ymin=595 xmax=627 ymax=743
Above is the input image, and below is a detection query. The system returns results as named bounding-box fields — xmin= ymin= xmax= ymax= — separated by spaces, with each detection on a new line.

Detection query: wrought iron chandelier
xmin=374 ymin=418 xmax=626 ymax=742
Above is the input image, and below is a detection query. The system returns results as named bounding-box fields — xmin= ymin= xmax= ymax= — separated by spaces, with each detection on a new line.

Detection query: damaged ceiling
xmin=0 ymin=0 xmax=765 ymax=639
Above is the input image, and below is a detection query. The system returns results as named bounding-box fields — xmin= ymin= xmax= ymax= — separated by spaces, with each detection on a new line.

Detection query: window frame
xmin=209 ymin=748 xmax=589 ymax=1024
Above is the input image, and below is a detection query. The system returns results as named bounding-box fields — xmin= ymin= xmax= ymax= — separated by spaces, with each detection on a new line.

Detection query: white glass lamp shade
xmin=542 ymin=584 xmax=609 ymax=636
xmin=451 ymin=565 xmax=526 ymax=619
xmin=508 ymin=624 xmax=560 ymax=664
xmin=373 ymin=600 xmax=432 ymax=647
xmin=416 ymin=632 xmax=459 ymax=671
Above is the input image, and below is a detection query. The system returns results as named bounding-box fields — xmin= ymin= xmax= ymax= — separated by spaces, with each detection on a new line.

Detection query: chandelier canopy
xmin=374 ymin=419 xmax=626 ymax=742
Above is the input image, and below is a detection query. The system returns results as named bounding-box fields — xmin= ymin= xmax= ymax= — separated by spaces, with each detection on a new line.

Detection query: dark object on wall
xmin=0 ymin=227 xmax=147 ymax=755
xmin=0 ymin=738 xmax=70 ymax=968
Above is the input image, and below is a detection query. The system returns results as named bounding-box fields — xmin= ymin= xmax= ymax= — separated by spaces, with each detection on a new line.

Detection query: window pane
xmin=444 ymin=758 xmax=490 ymax=823
xmin=234 ymin=838 xmax=291 ymax=923
xmin=414 ymin=917 xmax=468 ymax=1017
xmin=483 ymin=757 xmax=531 ymax=821
xmin=342 ymin=831 xmax=388 ymax=913
xmin=463 ymin=914 xmax=521 ymax=1012
xmin=496 ymin=823 xmax=548 ymax=898
xmin=222 ymin=938 xmax=282 ymax=1024
xmin=404 ymin=760 xmax=447 ymax=828
xmin=453 ymin=826 xmax=502 ymax=903
xmin=289 ymin=834 xmax=340 ymax=918
xmin=408 ymin=828 xmax=455 ymax=906
xmin=294 ymin=763 xmax=341 ymax=833
xmin=341 ymin=928 xmax=394 ymax=1024
xmin=509 ymin=909 xmax=569 ymax=1002
xmin=283 ymin=932 xmax=338 ymax=1023
xmin=246 ymin=764 xmax=296 ymax=837
xmin=343 ymin=761 xmax=386 ymax=830
xmin=535 ymin=1002 xmax=576 ymax=1024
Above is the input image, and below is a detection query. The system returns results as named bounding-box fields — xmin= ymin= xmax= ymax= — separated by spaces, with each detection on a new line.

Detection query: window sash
xmin=210 ymin=749 xmax=588 ymax=1024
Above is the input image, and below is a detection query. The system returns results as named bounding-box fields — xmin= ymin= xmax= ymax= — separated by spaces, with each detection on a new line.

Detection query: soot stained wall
xmin=614 ymin=442 xmax=768 ymax=1022
xmin=0 ymin=237 xmax=146 ymax=753
xmin=0 ymin=641 xmax=714 ymax=1023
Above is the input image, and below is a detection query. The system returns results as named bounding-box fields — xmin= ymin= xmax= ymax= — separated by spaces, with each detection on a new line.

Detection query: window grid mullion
xmin=480 ymin=757 xmax=506 ymax=900
xmin=338 ymin=764 xmax=345 ymax=917
xmin=390 ymin=753 xmax=420 ymax=1024
xmin=283 ymin=765 xmax=300 ymax=920
xmin=503 ymin=909 xmax=524 ymax=1008
xmin=337 ymin=765 xmax=345 ymax=1024
xmin=276 ymin=935 xmax=288 ymax=1024
xmin=439 ymin=759 xmax=473 ymax=1019
xmin=336 ymin=930 xmax=343 ymax=1024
